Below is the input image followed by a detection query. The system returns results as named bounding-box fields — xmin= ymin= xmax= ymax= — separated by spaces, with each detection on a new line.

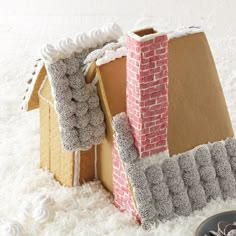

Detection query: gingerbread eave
xmin=25 ymin=64 xmax=47 ymax=111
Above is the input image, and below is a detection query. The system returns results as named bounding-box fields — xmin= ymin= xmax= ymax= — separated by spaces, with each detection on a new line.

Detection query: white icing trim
xmin=22 ymin=60 xmax=44 ymax=111
xmin=83 ymin=62 xmax=92 ymax=75
xmin=91 ymin=74 xmax=99 ymax=86
xmin=96 ymin=47 xmax=126 ymax=66
xmin=73 ymin=150 xmax=80 ymax=186
xmin=128 ymin=27 xmax=166 ymax=42
xmin=38 ymin=75 xmax=54 ymax=108
xmin=41 ymin=23 xmax=123 ymax=65
xmin=94 ymin=145 xmax=98 ymax=180
xmin=167 ymin=26 xmax=203 ymax=40
xmin=42 ymin=64 xmax=63 ymax=126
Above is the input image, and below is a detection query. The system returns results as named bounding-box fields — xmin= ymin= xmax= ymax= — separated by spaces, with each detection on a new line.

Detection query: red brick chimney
xmin=126 ymin=28 xmax=169 ymax=158
xmin=112 ymin=28 xmax=169 ymax=218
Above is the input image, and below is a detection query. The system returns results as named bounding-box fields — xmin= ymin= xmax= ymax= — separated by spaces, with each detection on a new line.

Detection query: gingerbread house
xmin=23 ymin=23 xmax=236 ymax=229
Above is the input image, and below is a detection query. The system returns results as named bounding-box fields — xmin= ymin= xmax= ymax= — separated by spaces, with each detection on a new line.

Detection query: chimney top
xmin=128 ymin=27 xmax=165 ymax=42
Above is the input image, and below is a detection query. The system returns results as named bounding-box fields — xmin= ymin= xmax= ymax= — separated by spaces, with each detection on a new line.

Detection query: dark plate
xmin=195 ymin=211 xmax=236 ymax=236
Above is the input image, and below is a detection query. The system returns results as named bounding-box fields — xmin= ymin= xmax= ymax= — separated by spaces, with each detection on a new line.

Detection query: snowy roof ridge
xmin=96 ymin=46 xmax=126 ymax=66
xmin=167 ymin=26 xmax=203 ymax=40
xmin=93 ymin=26 xmax=203 ymax=66
xmin=40 ymin=23 xmax=123 ymax=65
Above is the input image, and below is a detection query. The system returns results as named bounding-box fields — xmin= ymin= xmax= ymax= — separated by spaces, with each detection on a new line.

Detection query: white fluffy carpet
xmin=0 ymin=0 xmax=236 ymax=235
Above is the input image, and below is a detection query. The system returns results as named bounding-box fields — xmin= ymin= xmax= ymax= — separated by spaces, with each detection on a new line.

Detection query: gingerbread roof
xmin=95 ymin=30 xmax=233 ymax=156
xmin=23 ymin=23 xmax=124 ymax=152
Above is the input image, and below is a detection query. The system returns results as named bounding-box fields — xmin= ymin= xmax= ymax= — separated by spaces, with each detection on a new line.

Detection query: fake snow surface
xmin=1 ymin=0 xmax=236 ymax=235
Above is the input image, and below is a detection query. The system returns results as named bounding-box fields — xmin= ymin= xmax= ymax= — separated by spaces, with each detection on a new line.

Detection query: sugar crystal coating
xmin=145 ymin=165 xmax=163 ymax=184
xmin=59 ymin=115 xmax=77 ymax=129
xmin=93 ymin=123 xmax=106 ymax=138
xmin=79 ymin=138 xmax=94 ymax=150
xmin=189 ymin=185 xmax=206 ymax=210
xmin=192 ymin=199 xmax=206 ymax=211
xmin=162 ymin=159 xmax=180 ymax=177
xmin=76 ymin=102 xmax=89 ymax=117
xmin=211 ymin=142 xmax=228 ymax=161
xmin=63 ymin=56 xmax=78 ymax=75
xmin=230 ymin=157 xmax=236 ymax=170
xmin=141 ymin=218 xmax=159 ymax=231
xmin=69 ymin=71 xmax=86 ymax=90
xmin=182 ymin=169 xmax=200 ymax=187
xmin=128 ymin=170 xmax=147 ymax=189
xmin=55 ymin=102 xmax=77 ymax=119
xmin=71 ymin=87 xmax=90 ymax=103
xmin=199 ymin=166 xmax=216 ymax=181
xmin=93 ymin=133 xmax=105 ymax=145
xmin=112 ymin=112 xmax=131 ymax=134
xmin=178 ymin=153 xmax=196 ymax=171
xmin=219 ymin=174 xmax=236 ymax=192
xmin=77 ymin=124 xmax=93 ymax=142
xmin=118 ymin=145 xmax=138 ymax=163
xmin=89 ymin=108 xmax=104 ymax=126
xmin=135 ymin=186 xmax=153 ymax=205
xmin=188 ymin=184 xmax=205 ymax=201
xmin=225 ymin=138 xmax=236 ymax=157
xmin=195 ymin=146 xmax=211 ymax=166
xmin=138 ymin=202 xmax=156 ymax=220
xmin=172 ymin=191 xmax=189 ymax=208
xmin=203 ymin=181 xmax=220 ymax=199
xmin=155 ymin=197 xmax=173 ymax=218
xmin=150 ymin=182 xmax=169 ymax=201
xmin=116 ymin=132 xmax=134 ymax=150
xmin=48 ymin=59 xmax=66 ymax=78
xmin=61 ymin=128 xmax=80 ymax=151
xmin=51 ymin=76 xmax=70 ymax=91
xmin=174 ymin=202 xmax=192 ymax=217
xmin=167 ymin=176 xmax=185 ymax=194
xmin=76 ymin=112 xmax=90 ymax=128
xmin=215 ymin=160 xmax=231 ymax=178
xmin=88 ymin=93 xmax=100 ymax=109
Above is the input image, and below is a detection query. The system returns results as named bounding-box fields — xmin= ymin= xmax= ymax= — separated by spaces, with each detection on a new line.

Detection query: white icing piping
xmin=96 ymin=46 xmax=126 ymax=66
xmin=73 ymin=150 xmax=80 ymax=186
xmin=41 ymin=23 xmax=123 ymax=65
xmin=91 ymin=74 xmax=99 ymax=87
xmin=38 ymin=76 xmax=54 ymax=108
xmin=22 ymin=60 xmax=44 ymax=111
xmin=94 ymin=145 xmax=98 ymax=179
